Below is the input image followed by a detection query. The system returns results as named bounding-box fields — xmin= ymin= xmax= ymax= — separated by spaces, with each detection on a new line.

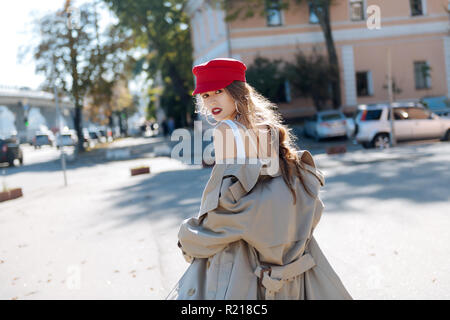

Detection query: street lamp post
xmin=52 ymin=58 xmax=68 ymax=187
xmin=387 ymin=48 xmax=397 ymax=148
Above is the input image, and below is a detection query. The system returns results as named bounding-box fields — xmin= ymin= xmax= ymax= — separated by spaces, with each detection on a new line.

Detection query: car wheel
xmin=8 ymin=157 xmax=15 ymax=167
xmin=441 ymin=129 xmax=450 ymax=141
xmin=371 ymin=133 xmax=390 ymax=149
xmin=362 ymin=142 xmax=372 ymax=149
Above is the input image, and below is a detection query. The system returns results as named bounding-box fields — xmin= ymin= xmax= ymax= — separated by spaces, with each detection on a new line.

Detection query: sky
xmin=0 ymin=0 xmax=125 ymax=91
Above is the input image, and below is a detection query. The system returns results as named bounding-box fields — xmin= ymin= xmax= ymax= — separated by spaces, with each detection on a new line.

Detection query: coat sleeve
xmin=177 ymin=175 xmax=256 ymax=259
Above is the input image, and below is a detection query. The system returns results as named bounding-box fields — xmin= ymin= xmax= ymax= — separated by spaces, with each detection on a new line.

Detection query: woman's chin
xmin=212 ymin=114 xmax=226 ymax=121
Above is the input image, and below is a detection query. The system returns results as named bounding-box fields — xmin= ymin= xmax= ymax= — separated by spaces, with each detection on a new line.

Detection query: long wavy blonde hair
xmin=195 ymin=80 xmax=315 ymax=204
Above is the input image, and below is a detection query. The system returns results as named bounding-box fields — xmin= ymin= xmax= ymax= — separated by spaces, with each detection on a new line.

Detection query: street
xmin=0 ymin=136 xmax=449 ymax=299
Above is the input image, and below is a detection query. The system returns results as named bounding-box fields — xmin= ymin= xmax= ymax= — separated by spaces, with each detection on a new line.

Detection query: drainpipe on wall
xmin=225 ymin=20 xmax=232 ymax=57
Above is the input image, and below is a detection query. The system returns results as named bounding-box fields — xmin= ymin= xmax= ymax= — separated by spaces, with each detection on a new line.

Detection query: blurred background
xmin=0 ymin=0 xmax=449 ymax=300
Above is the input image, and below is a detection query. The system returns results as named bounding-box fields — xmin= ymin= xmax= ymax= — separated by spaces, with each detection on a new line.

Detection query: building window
xmin=350 ymin=0 xmax=364 ymax=21
xmin=266 ymin=0 xmax=283 ymax=26
xmin=414 ymin=61 xmax=431 ymax=89
xmin=309 ymin=3 xmax=320 ymax=24
xmin=356 ymin=71 xmax=373 ymax=96
xmin=410 ymin=0 xmax=424 ymax=16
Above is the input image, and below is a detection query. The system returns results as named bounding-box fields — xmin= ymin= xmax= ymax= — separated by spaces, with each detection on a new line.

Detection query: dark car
xmin=0 ymin=137 xmax=23 ymax=167
xmin=88 ymin=131 xmax=100 ymax=142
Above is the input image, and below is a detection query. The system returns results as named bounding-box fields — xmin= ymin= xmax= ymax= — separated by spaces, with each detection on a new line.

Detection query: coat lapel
xmin=197 ymin=159 xmax=273 ymax=219
xmin=197 ymin=164 xmax=227 ymax=219
xmin=196 ymin=153 xmax=322 ymax=220
xmin=298 ymin=150 xmax=325 ymax=187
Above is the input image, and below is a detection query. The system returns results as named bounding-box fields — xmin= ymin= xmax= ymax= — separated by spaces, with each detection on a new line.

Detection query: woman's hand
xmin=178 ymin=240 xmax=194 ymax=263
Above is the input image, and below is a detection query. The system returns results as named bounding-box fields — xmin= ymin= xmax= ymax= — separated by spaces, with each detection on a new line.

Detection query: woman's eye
xmin=202 ymin=94 xmax=209 ymax=98
xmin=215 ymin=90 xmax=222 ymax=94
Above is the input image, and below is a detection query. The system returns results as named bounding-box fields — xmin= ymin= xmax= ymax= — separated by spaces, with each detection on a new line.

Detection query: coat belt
xmin=254 ymin=253 xmax=316 ymax=300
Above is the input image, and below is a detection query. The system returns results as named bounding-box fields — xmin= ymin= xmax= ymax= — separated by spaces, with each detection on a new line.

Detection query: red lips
xmin=212 ymin=107 xmax=222 ymax=115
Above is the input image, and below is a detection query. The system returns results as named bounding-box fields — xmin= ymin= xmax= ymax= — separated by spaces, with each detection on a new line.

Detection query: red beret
xmin=192 ymin=58 xmax=247 ymax=95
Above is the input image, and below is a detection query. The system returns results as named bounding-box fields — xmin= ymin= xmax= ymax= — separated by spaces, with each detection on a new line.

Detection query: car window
xmin=406 ymin=107 xmax=430 ymax=120
xmin=321 ymin=113 xmax=343 ymax=121
xmin=360 ymin=109 xmax=382 ymax=121
xmin=391 ymin=108 xmax=410 ymax=120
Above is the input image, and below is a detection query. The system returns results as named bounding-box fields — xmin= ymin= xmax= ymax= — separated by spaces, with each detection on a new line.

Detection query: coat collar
xmin=196 ymin=151 xmax=324 ymax=219
xmin=197 ymin=158 xmax=280 ymax=219
xmin=297 ymin=150 xmax=325 ymax=187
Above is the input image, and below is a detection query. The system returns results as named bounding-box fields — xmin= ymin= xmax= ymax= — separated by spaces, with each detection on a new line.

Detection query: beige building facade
xmin=186 ymin=0 xmax=450 ymax=119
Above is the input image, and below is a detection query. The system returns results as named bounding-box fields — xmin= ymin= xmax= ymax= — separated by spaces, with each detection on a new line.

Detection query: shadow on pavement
xmin=105 ymin=166 xmax=212 ymax=230
xmin=105 ymin=143 xmax=449 ymax=231
xmin=320 ymin=152 xmax=449 ymax=213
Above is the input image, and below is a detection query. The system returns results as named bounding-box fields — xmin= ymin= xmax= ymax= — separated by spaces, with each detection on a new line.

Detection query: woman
xmin=167 ymin=58 xmax=352 ymax=300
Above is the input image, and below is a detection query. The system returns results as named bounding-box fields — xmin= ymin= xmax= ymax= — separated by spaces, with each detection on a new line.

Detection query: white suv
xmin=354 ymin=102 xmax=450 ymax=149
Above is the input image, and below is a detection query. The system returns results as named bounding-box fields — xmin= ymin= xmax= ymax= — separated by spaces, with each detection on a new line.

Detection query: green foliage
xmin=22 ymin=1 xmax=136 ymax=150
xmin=284 ymin=47 xmax=337 ymax=110
xmin=216 ymin=0 xmax=341 ymax=108
xmin=103 ymin=0 xmax=194 ymax=128
xmin=246 ymin=56 xmax=286 ymax=103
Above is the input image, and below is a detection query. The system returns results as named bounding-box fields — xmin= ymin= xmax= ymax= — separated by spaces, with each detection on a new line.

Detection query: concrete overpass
xmin=0 ymin=87 xmax=74 ymax=143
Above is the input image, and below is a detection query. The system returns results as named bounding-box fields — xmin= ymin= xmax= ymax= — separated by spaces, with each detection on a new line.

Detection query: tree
xmin=217 ymin=0 xmax=342 ymax=109
xmin=22 ymin=0 xmax=135 ymax=152
xmin=246 ymin=56 xmax=287 ymax=103
xmin=84 ymin=13 xmax=137 ymax=133
xmin=103 ymin=0 xmax=195 ymax=128
xmin=85 ymin=78 xmax=137 ymax=134
xmin=284 ymin=47 xmax=337 ymax=110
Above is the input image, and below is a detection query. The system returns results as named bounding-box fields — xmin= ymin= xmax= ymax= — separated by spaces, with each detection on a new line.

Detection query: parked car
xmin=80 ymin=128 xmax=93 ymax=148
xmin=97 ymin=129 xmax=107 ymax=143
xmin=420 ymin=96 xmax=450 ymax=118
xmin=0 ymin=137 xmax=23 ymax=167
xmin=88 ymin=130 xmax=100 ymax=143
xmin=56 ymin=131 xmax=78 ymax=149
xmin=33 ymin=131 xmax=55 ymax=149
xmin=435 ymin=109 xmax=450 ymax=118
xmin=304 ymin=110 xmax=352 ymax=141
xmin=354 ymin=102 xmax=450 ymax=149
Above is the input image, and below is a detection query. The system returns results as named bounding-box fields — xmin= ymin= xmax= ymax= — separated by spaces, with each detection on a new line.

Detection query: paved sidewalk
xmin=1 ymin=140 xmax=449 ymax=299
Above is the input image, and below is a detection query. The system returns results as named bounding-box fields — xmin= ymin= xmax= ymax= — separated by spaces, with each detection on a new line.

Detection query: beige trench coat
xmin=167 ymin=150 xmax=352 ymax=300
